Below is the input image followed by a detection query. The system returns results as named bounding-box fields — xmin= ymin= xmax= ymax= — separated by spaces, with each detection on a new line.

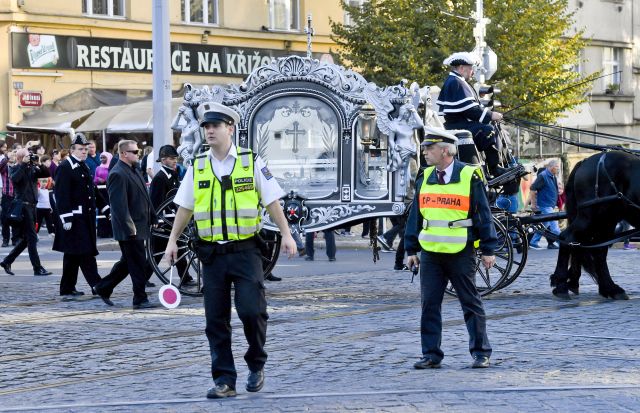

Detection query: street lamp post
xmin=152 ymin=0 xmax=172 ymax=173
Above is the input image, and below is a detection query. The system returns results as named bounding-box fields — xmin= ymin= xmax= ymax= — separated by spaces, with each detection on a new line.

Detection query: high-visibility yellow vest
xmin=192 ymin=149 xmax=261 ymax=242
xmin=418 ymin=165 xmax=476 ymax=253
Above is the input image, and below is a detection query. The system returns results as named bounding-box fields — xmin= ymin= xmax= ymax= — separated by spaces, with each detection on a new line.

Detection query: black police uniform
xmin=53 ymin=155 xmax=102 ymax=295
xmin=405 ymin=159 xmax=497 ymax=363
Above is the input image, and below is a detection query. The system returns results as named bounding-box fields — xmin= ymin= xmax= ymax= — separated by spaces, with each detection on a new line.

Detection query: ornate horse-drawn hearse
xmin=148 ymin=53 xmax=531 ymax=297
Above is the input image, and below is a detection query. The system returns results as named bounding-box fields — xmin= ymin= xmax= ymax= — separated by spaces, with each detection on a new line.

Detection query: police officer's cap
xmin=420 ymin=127 xmax=459 ymax=147
xmin=198 ymin=102 xmax=240 ymax=127
xmin=443 ymin=52 xmax=478 ymax=67
xmin=156 ymin=144 xmax=179 ymax=161
xmin=71 ymin=133 xmax=89 ymax=146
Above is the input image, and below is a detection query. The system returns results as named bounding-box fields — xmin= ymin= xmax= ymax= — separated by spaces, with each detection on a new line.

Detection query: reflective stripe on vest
xmin=192 ymin=149 xmax=261 ymax=242
xmin=418 ymin=165 xmax=475 ymax=253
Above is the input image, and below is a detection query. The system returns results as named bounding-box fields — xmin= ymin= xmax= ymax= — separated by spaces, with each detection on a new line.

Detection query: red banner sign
xmin=19 ymin=91 xmax=43 ymax=107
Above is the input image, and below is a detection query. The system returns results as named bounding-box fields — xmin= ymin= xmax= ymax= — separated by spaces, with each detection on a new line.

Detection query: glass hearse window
xmin=252 ymin=97 xmax=339 ymax=199
xmin=355 ymin=113 xmax=388 ymax=198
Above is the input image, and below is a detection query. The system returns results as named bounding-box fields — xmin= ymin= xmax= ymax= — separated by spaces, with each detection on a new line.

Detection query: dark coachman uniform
xmin=53 ymin=134 xmax=102 ymax=296
xmin=436 ymin=52 xmax=502 ymax=174
xmin=405 ymin=131 xmax=497 ymax=369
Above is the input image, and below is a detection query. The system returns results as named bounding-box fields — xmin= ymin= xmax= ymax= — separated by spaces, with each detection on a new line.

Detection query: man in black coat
xmin=0 ymin=148 xmax=51 ymax=276
xmin=149 ymin=145 xmax=195 ymax=287
xmin=53 ymin=133 xmax=103 ymax=298
xmin=93 ymin=139 xmax=157 ymax=309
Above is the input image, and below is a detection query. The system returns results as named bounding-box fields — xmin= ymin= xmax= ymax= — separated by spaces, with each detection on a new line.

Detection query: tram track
xmin=1 ymin=384 xmax=639 ymax=411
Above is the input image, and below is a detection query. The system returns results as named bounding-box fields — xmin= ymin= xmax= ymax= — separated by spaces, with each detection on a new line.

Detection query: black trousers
xmin=3 ymin=205 xmax=41 ymax=269
xmin=201 ymin=246 xmax=268 ymax=389
xmin=36 ymin=208 xmax=55 ymax=234
xmin=59 ymin=253 xmax=102 ymax=295
xmin=1 ymin=195 xmax=17 ymax=243
xmin=96 ymin=239 xmax=151 ymax=305
xmin=419 ymin=242 xmax=492 ymax=362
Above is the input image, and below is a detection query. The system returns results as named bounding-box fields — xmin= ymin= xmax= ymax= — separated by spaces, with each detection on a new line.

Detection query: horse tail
xmin=579 ymin=250 xmax=599 ymax=285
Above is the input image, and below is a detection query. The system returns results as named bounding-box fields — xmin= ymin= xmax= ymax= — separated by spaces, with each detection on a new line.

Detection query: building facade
xmin=0 ymin=0 xmax=343 ymax=146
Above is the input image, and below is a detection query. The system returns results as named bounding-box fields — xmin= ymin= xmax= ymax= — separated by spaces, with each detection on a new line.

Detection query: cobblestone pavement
xmin=0 ymin=236 xmax=639 ymax=412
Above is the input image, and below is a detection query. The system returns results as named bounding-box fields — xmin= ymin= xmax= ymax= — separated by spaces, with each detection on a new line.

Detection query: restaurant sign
xmin=11 ymin=33 xmax=323 ymax=77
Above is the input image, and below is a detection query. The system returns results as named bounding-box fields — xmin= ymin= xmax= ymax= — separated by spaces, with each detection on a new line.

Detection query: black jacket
xmin=10 ymin=162 xmax=49 ymax=204
xmin=107 ymin=160 xmax=156 ymax=241
xmin=52 ymin=155 xmax=98 ymax=255
xmin=404 ymin=160 xmax=497 ymax=256
xmin=149 ymin=166 xmax=180 ymax=209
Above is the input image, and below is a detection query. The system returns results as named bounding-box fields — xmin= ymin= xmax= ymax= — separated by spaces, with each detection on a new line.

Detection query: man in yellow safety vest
xmin=405 ymin=127 xmax=497 ymax=369
xmin=165 ymin=102 xmax=296 ymax=399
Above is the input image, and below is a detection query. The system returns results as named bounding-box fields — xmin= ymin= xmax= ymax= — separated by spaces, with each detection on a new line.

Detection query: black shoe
xmin=471 ymin=356 xmax=490 ymax=368
xmin=61 ymin=290 xmax=85 ymax=297
xmin=328 ymin=257 xmax=336 ymax=262
xmin=0 ymin=261 xmax=14 ymax=275
xmin=60 ymin=290 xmax=85 ymax=300
xmin=133 ymin=300 xmax=157 ymax=310
xmin=93 ymin=285 xmax=114 ymax=306
xmin=1 ymin=241 xmax=8 ymax=248
xmin=182 ymin=277 xmax=197 ymax=287
xmin=145 ymin=281 xmax=156 ymax=288
xmin=305 ymin=256 xmax=314 ymax=261
xmin=265 ymin=273 xmax=282 ymax=281
xmin=34 ymin=267 xmax=52 ymax=276
xmin=206 ymin=384 xmax=237 ymax=399
xmin=414 ymin=357 xmax=441 ymax=369
xmin=11 ymin=240 xmax=17 ymax=246
xmin=246 ymin=369 xmax=265 ymax=392
xmin=394 ymin=264 xmax=410 ymax=271
xmin=376 ymin=235 xmax=393 ymax=251
xmin=547 ymin=243 xmax=559 ymax=250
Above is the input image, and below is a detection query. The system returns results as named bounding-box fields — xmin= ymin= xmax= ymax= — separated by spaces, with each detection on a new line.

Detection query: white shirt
xmin=436 ymin=160 xmax=455 ymax=184
xmin=173 ymin=144 xmax=285 ymax=210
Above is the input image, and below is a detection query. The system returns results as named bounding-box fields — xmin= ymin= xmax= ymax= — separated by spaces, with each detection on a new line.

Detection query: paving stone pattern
xmin=0 ymin=239 xmax=639 ymax=412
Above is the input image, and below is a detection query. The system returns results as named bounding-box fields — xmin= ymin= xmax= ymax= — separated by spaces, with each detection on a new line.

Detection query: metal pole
xmin=473 ymin=0 xmax=486 ymax=83
xmin=152 ymin=0 xmax=172 ymax=174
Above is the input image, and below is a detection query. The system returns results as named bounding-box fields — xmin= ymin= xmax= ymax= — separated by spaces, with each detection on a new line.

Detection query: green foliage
xmin=330 ymin=0 xmax=596 ymax=123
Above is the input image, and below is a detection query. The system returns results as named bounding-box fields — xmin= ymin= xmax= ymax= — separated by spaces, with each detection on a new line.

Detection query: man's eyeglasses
xmin=125 ymin=149 xmax=141 ymax=156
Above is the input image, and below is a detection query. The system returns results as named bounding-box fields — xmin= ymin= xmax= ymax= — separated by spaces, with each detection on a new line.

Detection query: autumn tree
xmin=331 ymin=0 xmax=596 ymax=123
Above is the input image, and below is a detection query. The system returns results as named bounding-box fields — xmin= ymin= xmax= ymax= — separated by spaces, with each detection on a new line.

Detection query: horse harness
xmin=577 ymin=152 xmax=640 ymax=213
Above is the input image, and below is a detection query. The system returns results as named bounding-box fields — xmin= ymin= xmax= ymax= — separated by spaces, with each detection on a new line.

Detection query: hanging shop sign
xmin=19 ymin=90 xmax=43 ymax=107
xmin=11 ymin=32 xmax=321 ymax=77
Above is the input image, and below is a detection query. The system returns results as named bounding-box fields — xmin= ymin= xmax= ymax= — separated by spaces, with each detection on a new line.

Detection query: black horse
xmin=550 ymin=150 xmax=640 ymax=300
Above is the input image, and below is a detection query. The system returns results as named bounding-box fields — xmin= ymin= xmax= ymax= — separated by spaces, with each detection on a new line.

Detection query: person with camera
xmin=0 ymin=148 xmax=52 ymax=276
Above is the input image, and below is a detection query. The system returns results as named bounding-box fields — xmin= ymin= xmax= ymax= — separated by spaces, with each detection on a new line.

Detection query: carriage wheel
xmin=493 ymin=214 xmax=528 ymax=290
xmin=148 ymin=197 xmax=203 ymax=297
xmin=260 ymin=229 xmax=282 ymax=276
xmin=444 ymin=216 xmax=513 ymax=297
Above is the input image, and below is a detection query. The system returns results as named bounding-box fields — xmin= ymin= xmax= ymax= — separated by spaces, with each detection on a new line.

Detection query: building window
xmin=603 ymin=47 xmax=621 ymax=92
xmin=344 ymin=0 xmax=367 ymax=26
xmin=269 ymin=0 xmax=299 ymax=31
xmin=182 ymin=0 xmax=218 ymax=25
xmin=82 ymin=0 xmax=124 ymax=17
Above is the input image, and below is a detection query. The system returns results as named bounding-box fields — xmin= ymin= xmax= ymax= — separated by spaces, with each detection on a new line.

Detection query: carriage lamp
xmin=358 ymin=104 xmax=377 ymax=184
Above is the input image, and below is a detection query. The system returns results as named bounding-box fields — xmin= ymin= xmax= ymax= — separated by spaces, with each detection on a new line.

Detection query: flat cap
xmin=197 ymin=101 xmax=240 ymax=127
xmin=443 ymin=52 xmax=478 ymax=67
xmin=420 ymin=127 xmax=459 ymax=147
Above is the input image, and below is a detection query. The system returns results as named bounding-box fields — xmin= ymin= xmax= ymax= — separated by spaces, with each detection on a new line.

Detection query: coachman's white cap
xmin=443 ymin=52 xmax=478 ymax=67
xmin=197 ymin=101 xmax=240 ymax=127
xmin=420 ymin=127 xmax=459 ymax=147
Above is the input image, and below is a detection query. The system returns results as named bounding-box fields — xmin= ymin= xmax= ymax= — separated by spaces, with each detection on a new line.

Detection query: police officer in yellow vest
xmin=165 ymin=102 xmax=297 ymax=399
xmin=405 ymin=128 xmax=497 ymax=369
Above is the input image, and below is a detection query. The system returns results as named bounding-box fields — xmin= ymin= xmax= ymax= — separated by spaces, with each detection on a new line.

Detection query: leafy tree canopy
xmin=331 ymin=0 xmax=597 ymax=123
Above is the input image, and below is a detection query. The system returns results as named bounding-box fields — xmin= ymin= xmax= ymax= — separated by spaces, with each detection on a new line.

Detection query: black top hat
xmin=71 ymin=133 xmax=88 ymax=146
xmin=156 ymin=144 xmax=179 ymax=161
